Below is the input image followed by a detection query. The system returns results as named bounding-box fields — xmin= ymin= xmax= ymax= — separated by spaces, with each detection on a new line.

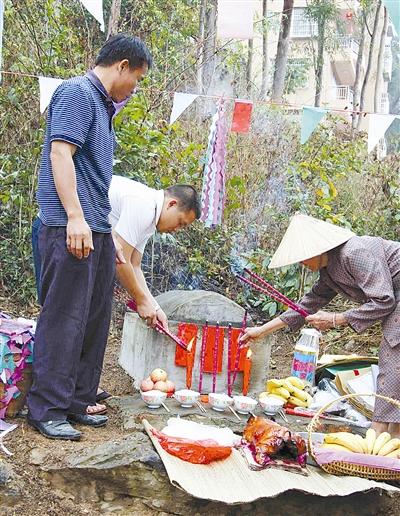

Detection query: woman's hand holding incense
xmin=137 ymin=299 xmax=158 ymax=327
xmin=306 ymin=310 xmax=347 ymax=331
xmin=240 ymin=317 xmax=287 ymax=343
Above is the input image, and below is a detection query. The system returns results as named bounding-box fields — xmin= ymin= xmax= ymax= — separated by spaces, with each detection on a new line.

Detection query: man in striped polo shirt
xmin=28 ymin=35 xmax=152 ymax=440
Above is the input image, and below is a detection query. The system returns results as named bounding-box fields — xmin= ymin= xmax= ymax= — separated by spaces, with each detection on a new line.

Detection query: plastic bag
xmin=152 ymin=429 xmax=232 ymax=464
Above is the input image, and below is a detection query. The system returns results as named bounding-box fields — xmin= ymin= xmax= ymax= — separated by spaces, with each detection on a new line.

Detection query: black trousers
xmin=27 ymin=224 xmax=115 ymax=421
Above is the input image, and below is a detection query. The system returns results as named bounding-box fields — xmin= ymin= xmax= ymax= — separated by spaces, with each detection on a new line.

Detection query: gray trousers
xmin=28 ymin=224 xmax=115 ymax=421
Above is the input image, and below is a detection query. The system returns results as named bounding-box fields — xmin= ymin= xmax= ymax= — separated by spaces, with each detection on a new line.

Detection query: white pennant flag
xmin=169 ymin=92 xmax=198 ymax=125
xmin=39 ymin=76 xmax=63 ymax=113
xmin=217 ymin=0 xmax=256 ymax=39
xmin=80 ymin=0 xmax=105 ymax=32
xmin=368 ymin=114 xmax=396 ymax=153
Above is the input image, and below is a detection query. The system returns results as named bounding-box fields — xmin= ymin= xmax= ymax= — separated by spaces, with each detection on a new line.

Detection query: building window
xmin=285 ymin=58 xmax=312 ymax=93
xmin=291 ymin=8 xmax=318 ymax=38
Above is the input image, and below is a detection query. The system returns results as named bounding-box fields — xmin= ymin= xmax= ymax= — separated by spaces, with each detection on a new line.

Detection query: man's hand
xmin=66 ymin=216 xmax=94 ymax=259
xmin=112 ymin=233 xmax=126 ymax=264
xmin=137 ymin=300 xmax=158 ymax=328
xmin=305 ymin=310 xmax=335 ymax=331
xmin=156 ymin=308 xmax=169 ymax=331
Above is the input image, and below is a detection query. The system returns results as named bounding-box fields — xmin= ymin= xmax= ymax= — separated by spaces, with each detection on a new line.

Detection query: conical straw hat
xmin=268 ymin=214 xmax=355 ymax=269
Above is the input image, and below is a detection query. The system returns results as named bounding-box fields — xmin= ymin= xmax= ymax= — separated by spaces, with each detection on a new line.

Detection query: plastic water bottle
xmin=291 ymin=328 xmax=321 ymax=385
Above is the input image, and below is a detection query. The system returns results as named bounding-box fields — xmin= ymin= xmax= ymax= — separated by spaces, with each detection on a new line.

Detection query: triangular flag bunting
xmin=231 ymin=99 xmax=253 ymax=133
xmin=169 ymin=92 xmax=198 ymax=125
xmin=383 ymin=0 xmax=400 ymax=36
xmin=217 ymin=0 xmax=255 ymax=39
xmin=368 ymin=114 xmax=396 ymax=153
xmin=80 ymin=0 xmax=105 ymax=32
xmin=300 ymin=106 xmax=329 ymax=144
xmin=39 ymin=76 xmax=64 ymax=114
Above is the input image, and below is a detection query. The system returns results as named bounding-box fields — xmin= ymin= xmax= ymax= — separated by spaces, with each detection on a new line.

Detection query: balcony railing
xmin=334 ymin=85 xmax=354 ymax=103
xmin=380 ymin=92 xmax=390 ymax=114
xmin=337 ymin=36 xmax=359 ymax=54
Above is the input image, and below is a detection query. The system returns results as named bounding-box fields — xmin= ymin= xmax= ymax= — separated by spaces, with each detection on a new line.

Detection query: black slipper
xmin=96 ymin=390 xmax=112 ymax=402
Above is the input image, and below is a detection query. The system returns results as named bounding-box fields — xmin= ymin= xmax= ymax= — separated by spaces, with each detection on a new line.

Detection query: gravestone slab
xmin=119 ymin=290 xmax=271 ymax=394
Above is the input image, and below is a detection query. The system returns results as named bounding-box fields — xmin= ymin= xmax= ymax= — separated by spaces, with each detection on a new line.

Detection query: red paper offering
xmin=231 ymin=99 xmax=253 ymax=133
xmin=202 ymin=325 xmax=225 ymax=374
xmin=175 ymin=323 xmax=198 ymax=366
xmin=229 ymin=328 xmax=247 ymax=372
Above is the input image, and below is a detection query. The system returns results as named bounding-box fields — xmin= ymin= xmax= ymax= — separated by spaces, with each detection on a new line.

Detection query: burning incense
xmin=127 ymin=299 xmax=188 ymax=350
xmin=227 ymin=323 xmax=232 ymax=396
xmin=242 ymin=348 xmax=252 ymax=395
xmin=185 ymin=337 xmax=195 ymax=389
xmin=212 ymin=322 xmax=220 ymax=393
xmin=198 ymin=321 xmax=208 ymax=394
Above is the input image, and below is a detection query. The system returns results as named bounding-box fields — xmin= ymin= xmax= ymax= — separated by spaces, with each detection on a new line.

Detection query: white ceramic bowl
xmin=141 ymin=389 xmax=167 ymax=408
xmin=208 ymin=393 xmax=233 ymax=412
xmin=259 ymin=396 xmax=285 ymax=415
xmin=174 ymin=389 xmax=200 ymax=408
xmin=232 ymin=395 xmax=258 ymax=414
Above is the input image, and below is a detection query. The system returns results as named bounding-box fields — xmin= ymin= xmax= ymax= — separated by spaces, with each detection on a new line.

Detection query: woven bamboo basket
xmin=308 ymin=393 xmax=400 ymax=481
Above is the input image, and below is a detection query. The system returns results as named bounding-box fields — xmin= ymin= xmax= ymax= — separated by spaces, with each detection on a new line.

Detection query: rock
xmin=344 ymin=339 xmax=356 ymax=352
xmin=0 ymin=459 xmax=22 ymax=508
xmin=29 ymin=447 xmax=48 ymax=465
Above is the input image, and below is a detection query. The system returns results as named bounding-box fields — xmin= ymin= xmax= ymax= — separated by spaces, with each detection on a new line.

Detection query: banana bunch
xmin=322 ymin=429 xmax=400 ymax=458
xmin=261 ymin=376 xmax=313 ymax=408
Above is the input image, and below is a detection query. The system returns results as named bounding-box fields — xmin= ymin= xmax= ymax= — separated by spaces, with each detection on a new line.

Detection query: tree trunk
xmin=314 ymin=16 xmax=325 ymax=107
xmin=106 ymin=0 xmax=121 ymax=40
xmin=351 ymin=11 xmax=367 ymax=131
xmin=358 ymin=0 xmax=382 ymax=128
xmin=374 ymin=6 xmax=388 ymax=113
xmin=260 ymin=0 xmax=269 ymax=99
xmin=196 ymin=0 xmax=207 ymax=93
xmin=202 ymin=0 xmax=217 ymax=94
xmin=271 ymin=0 xmax=294 ymax=102
xmin=246 ymin=39 xmax=254 ymax=96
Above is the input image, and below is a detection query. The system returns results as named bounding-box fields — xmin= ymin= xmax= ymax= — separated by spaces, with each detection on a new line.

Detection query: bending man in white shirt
xmin=109 ymin=175 xmax=200 ymax=329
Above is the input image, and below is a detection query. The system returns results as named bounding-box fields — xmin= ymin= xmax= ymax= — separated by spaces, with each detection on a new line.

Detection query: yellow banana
xmin=286 ymin=376 xmax=306 ymax=390
xmin=365 ymin=428 xmax=376 ymax=455
xmin=354 ymin=434 xmax=368 ymax=454
xmin=372 ymin=432 xmax=391 ymax=455
xmin=281 ymin=379 xmax=295 ymax=393
xmin=287 ymin=395 xmax=308 ymax=408
xmin=378 ymin=438 xmax=400 ymax=456
xmin=385 ymin=448 xmax=400 ymax=459
xmin=271 ymin=387 xmax=291 ymax=399
xmin=289 ymin=385 xmax=309 ymax=402
xmin=321 ymin=443 xmax=352 ymax=453
xmin=267 ymin=379 xmax=284 ymax=391
xmin=324 ymin=432 xmax=364 ymax=454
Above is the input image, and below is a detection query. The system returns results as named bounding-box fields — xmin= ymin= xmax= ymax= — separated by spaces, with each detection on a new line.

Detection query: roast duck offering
xmin=242 ymin=415 xmax=307 ymax=470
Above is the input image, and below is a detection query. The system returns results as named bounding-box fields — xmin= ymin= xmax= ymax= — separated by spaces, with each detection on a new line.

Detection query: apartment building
xmin=251 ymin=0 xmax=393 ymax=119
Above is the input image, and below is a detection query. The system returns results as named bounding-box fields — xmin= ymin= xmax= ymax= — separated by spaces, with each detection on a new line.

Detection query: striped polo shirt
xmin=36 ymin=72 xmax=116 ymax=233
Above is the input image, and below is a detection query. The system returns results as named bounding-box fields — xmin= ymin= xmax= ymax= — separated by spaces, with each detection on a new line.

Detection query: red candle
xmin=242 ymin=348 xmax=252 ymax=396
xmin=186 ymin=337 xmax=195 ymax=389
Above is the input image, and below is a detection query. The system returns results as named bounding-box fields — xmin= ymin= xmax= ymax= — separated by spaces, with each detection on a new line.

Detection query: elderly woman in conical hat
xmin=240 ymin=214 xmax=400 ymax=438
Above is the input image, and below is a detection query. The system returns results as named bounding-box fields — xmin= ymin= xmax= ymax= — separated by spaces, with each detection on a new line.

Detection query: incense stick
xmin=237 ymin=275 xmax=309 ymax=318
xmin=127 ymin=299 xmax=188 ymax=350
xmin=198 ymin=321 xmax=208 ymax=394
xmin=227 ymin=323 xmax=232 ymax=396
xmin=212 ymin=322 xmax=220 ymax=393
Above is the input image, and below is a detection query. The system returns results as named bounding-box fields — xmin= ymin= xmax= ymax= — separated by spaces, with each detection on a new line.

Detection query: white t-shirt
xmin=108 ymin=176 xmax=164 ymax=254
